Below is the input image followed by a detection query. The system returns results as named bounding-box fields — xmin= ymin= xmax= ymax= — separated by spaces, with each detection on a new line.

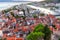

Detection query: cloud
xmin=13 ymin=0 xmax=44 ymax=2
xmin=24 ymin=0 xmax=44 ymax=1
xmin=0 ymin=0 xmax=44 ymax=2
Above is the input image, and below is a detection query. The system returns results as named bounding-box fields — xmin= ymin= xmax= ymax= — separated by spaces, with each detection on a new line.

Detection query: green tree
xmin=26 ymin=24 xmax=45 ymax=40
xmin=0 ymin=38 xmax=2 ymax=40
xmin=21 ymin=16 xmax=26 ymax=19
xmin=27 ymin=24 xmax=51 ymax=40
xmin=43 ymin=25 xmax=51 ymax=40
xmin=33 ymin=14 xmax=38 ymax=18
xmin=40 ymin=13 xmax=45 ymax=16
xmin=57 ymin=18 xmax=60 ymax=20
xmin=59 ymin=38 xmax=60 ymax=40
xmin=33 ymin=24 xmax=44 ymax=32
xmin=34 ymin=24 xmax=52 ymax=40
xmin=4 ymin=8 xmax=11 ymax=13
xmin=10 ymin=11 xmax=14 ymax=17
xmin=27 ymin=32 xmax=44 ymax=40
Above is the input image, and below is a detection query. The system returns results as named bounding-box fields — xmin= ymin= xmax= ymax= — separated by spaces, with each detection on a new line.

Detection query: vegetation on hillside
xmin=26 ymin=24 xmax=52 ymax=40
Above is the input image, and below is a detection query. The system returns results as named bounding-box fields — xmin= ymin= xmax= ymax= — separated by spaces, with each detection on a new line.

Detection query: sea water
xmin=0 ymin=2 xmax=30 ymax=11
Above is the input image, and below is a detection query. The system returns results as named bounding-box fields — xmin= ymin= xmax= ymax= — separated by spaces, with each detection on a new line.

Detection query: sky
xmin=0 ymin=0 xmax=44 ymax=2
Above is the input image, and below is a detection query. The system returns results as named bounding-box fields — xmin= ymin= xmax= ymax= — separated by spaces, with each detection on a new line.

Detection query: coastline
xmin=0 ymin=2 xmax=31 ymax=11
